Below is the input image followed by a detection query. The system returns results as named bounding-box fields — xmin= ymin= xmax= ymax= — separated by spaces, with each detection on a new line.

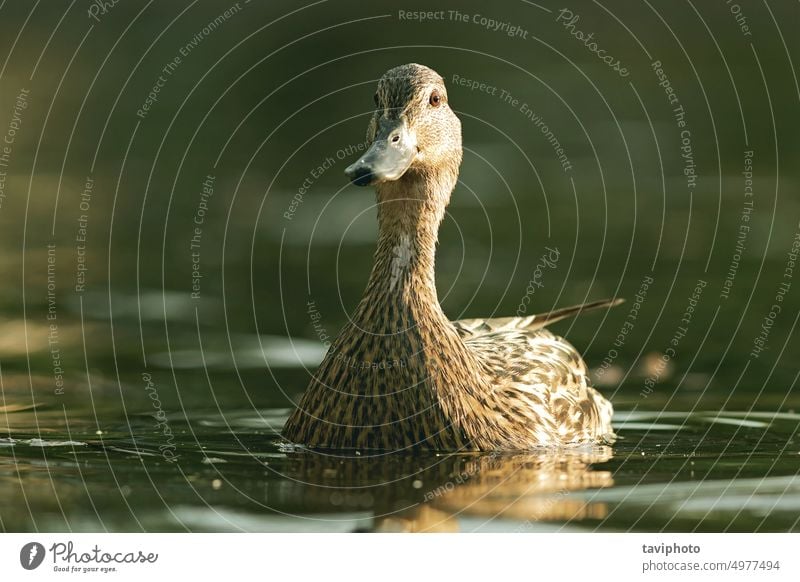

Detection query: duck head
xmin=345 ymin=63 xmax=462 ymax=197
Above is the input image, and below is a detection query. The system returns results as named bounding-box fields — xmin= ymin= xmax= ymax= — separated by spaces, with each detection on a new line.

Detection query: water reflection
xmin=1 ymin=400 xmax=799 ymax=532
xmin=279 ymin=448 xmax=614 ymax=532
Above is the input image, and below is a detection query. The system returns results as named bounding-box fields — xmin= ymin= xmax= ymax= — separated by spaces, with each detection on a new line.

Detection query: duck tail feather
xmin=529 ymin=298 xmax=625 ymax=330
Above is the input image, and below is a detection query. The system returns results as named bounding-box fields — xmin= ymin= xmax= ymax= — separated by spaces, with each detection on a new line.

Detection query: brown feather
xmin=282 ymin=64 xmax=619 ymax=451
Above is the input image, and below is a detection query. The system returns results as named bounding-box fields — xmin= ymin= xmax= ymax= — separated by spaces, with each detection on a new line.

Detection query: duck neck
xmin=359 ymin=173 xmax=451 ymax=326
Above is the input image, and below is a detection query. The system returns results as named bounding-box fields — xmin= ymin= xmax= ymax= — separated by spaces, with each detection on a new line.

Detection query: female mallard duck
xmin=283 ymin=63 xmax=620 ymax=450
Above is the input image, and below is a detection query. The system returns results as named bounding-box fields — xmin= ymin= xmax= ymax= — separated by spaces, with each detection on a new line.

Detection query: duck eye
xmin=429 ymin=91 xmax=441 ymax=107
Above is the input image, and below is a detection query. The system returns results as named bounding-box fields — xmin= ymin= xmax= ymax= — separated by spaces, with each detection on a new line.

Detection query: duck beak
xmin=345 ymin=118 xmax=417 ymax=186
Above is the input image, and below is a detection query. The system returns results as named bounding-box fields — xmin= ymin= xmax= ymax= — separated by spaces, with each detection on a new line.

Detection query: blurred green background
xmin=0 ymin=0 xmax=798 ymax=532
xmin=1 ymin=0 xmax=796 ymax=409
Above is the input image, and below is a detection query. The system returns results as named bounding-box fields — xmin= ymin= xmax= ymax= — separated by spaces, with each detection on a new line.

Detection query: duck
xmin=282 ymin=63 xmax=620 ymax=451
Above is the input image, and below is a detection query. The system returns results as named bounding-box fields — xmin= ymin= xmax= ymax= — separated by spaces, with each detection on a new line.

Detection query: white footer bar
xmin=1 ymin=533 xmax=797 ymax=581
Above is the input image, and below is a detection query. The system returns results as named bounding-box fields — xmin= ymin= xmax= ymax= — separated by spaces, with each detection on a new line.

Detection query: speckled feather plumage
xmin=282 ymin=64 xmax=617 ymax=451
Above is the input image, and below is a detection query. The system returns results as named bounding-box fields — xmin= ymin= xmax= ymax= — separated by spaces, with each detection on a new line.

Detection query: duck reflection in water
xmin=281 ymin=447 xmax=614 ymax=532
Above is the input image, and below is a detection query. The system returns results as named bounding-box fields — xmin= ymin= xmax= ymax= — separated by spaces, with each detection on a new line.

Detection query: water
xmin=2 ymin=369 xmax=798 ymax=532
xmin=1 ymin=1 xmax=799 ymax=532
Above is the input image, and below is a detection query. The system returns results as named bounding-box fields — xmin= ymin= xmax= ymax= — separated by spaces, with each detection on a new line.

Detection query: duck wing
xmin=452 ymin=298 xmax=624 ymax=340
xmin=450 ymin=298 xmax=622 ymax=445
